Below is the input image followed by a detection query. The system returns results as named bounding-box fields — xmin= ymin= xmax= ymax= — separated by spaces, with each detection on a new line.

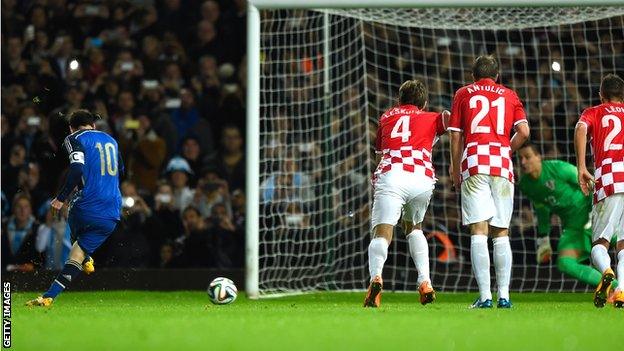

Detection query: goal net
xmin=256 ymin=5 xmax=624 ymax=296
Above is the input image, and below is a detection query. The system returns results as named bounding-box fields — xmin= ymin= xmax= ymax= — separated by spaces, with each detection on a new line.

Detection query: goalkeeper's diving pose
xmin=517 ymin=143 xmax=618 ymax=291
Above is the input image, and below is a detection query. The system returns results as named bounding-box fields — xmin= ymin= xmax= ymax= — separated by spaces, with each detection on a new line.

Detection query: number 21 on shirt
xmin=470 ymin=95 xmax=505 ymax=135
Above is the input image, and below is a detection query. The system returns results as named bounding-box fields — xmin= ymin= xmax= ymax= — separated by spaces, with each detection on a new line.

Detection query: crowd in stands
xmin=2 ymin=0 xmax=246 ymax=271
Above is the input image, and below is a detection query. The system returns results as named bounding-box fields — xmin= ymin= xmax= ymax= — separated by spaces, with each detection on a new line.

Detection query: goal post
xmin=246 ymin=0 xmax=624 ymax=298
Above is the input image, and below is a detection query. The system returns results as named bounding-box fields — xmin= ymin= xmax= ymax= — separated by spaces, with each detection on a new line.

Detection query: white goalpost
xmin=246 ymin=0 xmax=624 ymax=298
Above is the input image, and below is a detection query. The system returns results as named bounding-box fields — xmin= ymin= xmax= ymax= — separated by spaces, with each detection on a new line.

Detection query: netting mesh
xmin=324 ymin=7 xmax=624 ymax=30
xmin=258 ymin=7 xmax=624 ymax=295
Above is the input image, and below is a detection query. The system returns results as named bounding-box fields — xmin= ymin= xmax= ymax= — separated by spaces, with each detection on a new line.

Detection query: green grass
xmin=11 ymin=291 xmax=622 ymax=351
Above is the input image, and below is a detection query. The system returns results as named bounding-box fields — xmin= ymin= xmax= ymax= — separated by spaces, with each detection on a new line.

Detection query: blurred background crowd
xmin=2 ymin=0 xmax=247 ymax=271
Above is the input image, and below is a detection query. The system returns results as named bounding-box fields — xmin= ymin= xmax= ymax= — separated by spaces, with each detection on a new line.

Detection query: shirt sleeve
xmin=448 ymin=89 xmax=463 ymax=132
xmin=436 ymin=112 xmax=447 ymax=136
xmin=63 ymin=134 xmax=85 ymax=164
xmin=512 ymin=91 xmax=528 ymax=126
xmin=57 ymin=162 xmax=83 ymax=202
xmin=577 ymin=108 xmax=594 ymax=135
xmin=558 ymin=161 xmax=580 ymax=188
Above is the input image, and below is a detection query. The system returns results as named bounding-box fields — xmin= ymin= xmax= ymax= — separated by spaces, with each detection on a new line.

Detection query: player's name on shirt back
xmin=381 ymin=106 xmax=426 ymax=120
xmin=466 ymin=84 xmax=505 ymax=95
xmin=605 ymin=105 xmax=624 ymax=114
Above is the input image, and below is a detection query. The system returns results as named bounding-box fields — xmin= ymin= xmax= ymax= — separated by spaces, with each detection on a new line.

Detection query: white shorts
xmin=592 ymin=193 xmax=624 ymax=242
xmin=371 ymin=170 xmax=435 ymax=230
xmin=461 ymin=174 xmax=514 ymax=228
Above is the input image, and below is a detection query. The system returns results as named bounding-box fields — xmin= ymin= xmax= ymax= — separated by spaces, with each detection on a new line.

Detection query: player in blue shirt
xmin=26 ymin=110 xmax=122 ymax=306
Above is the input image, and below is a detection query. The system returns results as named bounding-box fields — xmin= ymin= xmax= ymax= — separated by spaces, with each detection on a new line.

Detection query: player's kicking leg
xmin=26 ymin=215 xmax=117 ymax=307
xmin=26 ymin=242 xmax=87 ymax=307
xmin=82 ymin=255 xmax=95 ymax=274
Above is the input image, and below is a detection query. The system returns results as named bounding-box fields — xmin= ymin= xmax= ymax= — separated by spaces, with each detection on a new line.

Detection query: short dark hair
xmin=600 ymin=74 xmax=624 ymax=102
xmin=519 ymin=142 xmax=541 ymax=155
xmin=68 ymin=109 xmax=98 ymax=129
xmin=398 ymin=80 xmax=427 ymax=108
xmin=472 ymin=55 xmax=499 ymax=80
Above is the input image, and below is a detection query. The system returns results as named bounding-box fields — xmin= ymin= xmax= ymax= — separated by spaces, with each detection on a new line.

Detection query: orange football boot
xmin=419 ymin=281 xmax=436 ymax=305
xmin=612 ymin=290 xmax=624 ymax=308
xmin=594 ymin=268 xmax=615 ymax=308
xmin=363 ymin=276 xmax=383 ymax=308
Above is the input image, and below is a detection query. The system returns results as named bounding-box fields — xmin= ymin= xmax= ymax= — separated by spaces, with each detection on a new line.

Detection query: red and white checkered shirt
xmin=372 ymin=105 xmax=445 ymax=185
xmin=592 ymin=158 xmax=624 ymax=203
xmin=373 ymin=146 xmax=435 ymax=183
xmin=460 ymin=142 xmax=513 ymax=182
xmin=448 ymin=78 xmax=527 ymax=183
xmin=578 ymin=102 xmax=624 ymax=203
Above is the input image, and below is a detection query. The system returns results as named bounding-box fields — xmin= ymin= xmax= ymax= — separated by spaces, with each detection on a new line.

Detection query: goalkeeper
xmin=517 ymin=143 xmax=617 ymax=288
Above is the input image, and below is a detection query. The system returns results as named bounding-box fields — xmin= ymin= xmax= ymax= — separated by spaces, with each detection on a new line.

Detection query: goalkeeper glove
xmin=536 ymin=236 xmax=552 ymax=264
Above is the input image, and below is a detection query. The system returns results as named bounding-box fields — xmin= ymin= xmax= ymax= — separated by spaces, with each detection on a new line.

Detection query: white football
xmin=208 ymin=277 xmax=238 ymax=305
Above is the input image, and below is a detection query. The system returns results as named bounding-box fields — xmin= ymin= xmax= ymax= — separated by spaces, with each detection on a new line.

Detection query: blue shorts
xmin=68 ymin=213 xmax=118 ymax=255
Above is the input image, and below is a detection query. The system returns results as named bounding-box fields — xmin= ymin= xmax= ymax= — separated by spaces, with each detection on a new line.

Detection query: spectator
xmin=120 ymin=114 xmax=167 ymax=193
xmin=144 ymin=182 xmax=183 ymax=266
xmin=140 ymin=35 xmax=163 ymax=79
xmin=17 ymin=162 xmax=48 ymax=212
xmin=165 ymin=156 xmax=195 ymax=212
xmin=190 ymin=20 xmax=223 ymax=62
xmin=211 ymin=124 xmax=244 ymax=190
xmin=138 ymin=81 xmax=178 ymax=159
xmin=181 ymin=136 xmax=205 ymax=179
xmin=35 ymin=202 xmax=71 ymax=270
xmin=193 ymin=177 xmax=232 ymax=219
xmin=2 ymin=144 xmax=26 ymax=201
xmin=169 ymin=87 xmax=214 ymax=154
xmin=231 ymin=188 xmax=245 ymax=231
xmin=2 ymin=35 xmax=26 ymax=85
xmin=260 ymin=158 xmax=313 ymax=204
xmin=112 ymin=90 xmax=136 ymax=137
xmin=159 ymin=242 xmax=176 ymax=268
xmin=1 ymin=194 xmax=43 ymax=272
xmin=177 ymin=205 xmax=212 ymax=267
xmin=49 ymin=33 xmax=74 ymax=80
xmin=207 ymin=202 xmax=242 ymax=268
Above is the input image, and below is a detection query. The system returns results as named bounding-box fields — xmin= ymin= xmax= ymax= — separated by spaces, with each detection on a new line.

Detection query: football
xmin=207 ymin=277 xmax=238 ymax=305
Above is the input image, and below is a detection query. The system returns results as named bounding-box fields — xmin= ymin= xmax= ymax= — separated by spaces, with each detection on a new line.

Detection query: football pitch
xmin=12 ymin=291 xmax=622 ymax=351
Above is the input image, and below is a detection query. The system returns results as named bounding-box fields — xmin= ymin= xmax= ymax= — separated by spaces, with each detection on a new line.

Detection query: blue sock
xmin=43 ymin=260 xmax=83 ymax=299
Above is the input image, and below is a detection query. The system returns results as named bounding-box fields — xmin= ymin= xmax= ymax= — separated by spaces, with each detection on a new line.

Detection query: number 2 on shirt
xmin=602 ymin=114 xmax=623 ymax=151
